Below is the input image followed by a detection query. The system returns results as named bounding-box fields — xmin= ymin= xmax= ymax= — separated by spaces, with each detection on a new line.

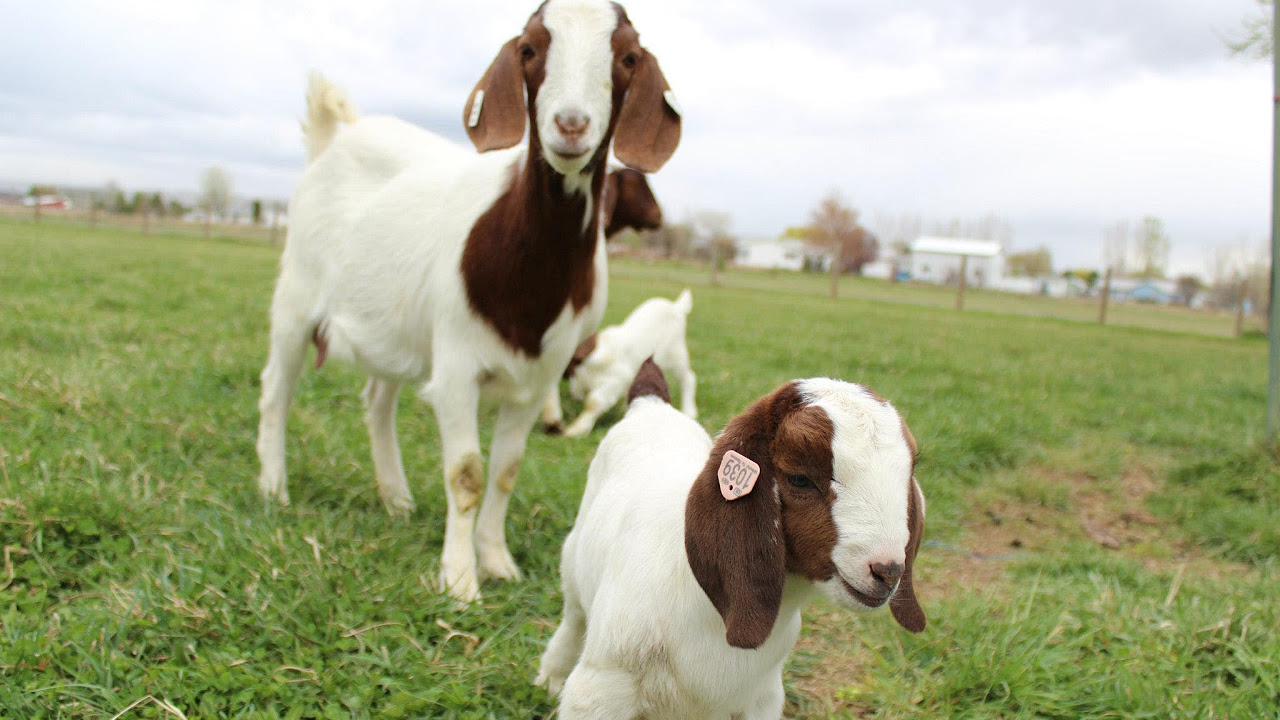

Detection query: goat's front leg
xmin=561 ymin=384 xmax=616 ymax=439
xmin=426 ymin=377 xmax=484 ymax=602
xmin=541 ymin=386 xmax=565 ymax=434
xmin=476 ymin=398 xmax=542 ymax=582
xmin=739 ymin=669 xmax=785 ymax=720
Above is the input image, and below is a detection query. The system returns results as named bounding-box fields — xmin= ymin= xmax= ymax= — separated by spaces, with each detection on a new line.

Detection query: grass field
xmin=2 ymin=216 xmax=1277 ymax=719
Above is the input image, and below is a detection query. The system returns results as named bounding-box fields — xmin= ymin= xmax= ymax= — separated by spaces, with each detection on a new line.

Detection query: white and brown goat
xmin=254 ymin=0 xmax=681 ymax=602
xmin=536 ymin=374 xmax=926 ymax=718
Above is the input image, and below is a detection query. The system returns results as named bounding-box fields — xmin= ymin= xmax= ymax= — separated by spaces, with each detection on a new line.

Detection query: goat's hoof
xmin=380 ymin=493 xmax=416 ymax=517
xmin=534 ymin=669 xmax=565 ymax=697
xmin=258 ymin=476 xmax=290 ymax=506
xmin=478 ymin=548 xmax=523 ymax=583
xmin=562 ymin=425 xmax=590 ymax=439
xmin=438 ymin=569 xmax=482 ymax=604
xmin=543 ymin=421 xmax=564 ymax=435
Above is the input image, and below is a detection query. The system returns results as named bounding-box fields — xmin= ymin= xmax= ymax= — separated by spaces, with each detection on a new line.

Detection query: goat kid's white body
xmin=258 ymin=113 xmax=607 ymax=601
xmin=537 ymin=399 xmax=810 ymax=719
xmin=562 ymin=290 xmax=697 ymax=438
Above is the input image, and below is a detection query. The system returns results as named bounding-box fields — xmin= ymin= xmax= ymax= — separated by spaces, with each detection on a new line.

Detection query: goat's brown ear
xmin=463 ymin=37 xmax=526 ymax=151
xmin=613 ymin=52 xmax=681 ymax=173
xmin=685 ymin=387 xmax=795 ymax=649
xmin=890 ymin=478 xmax=927 ymax=632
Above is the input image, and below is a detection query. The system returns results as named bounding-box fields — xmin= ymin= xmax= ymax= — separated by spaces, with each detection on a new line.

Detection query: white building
xmin=737 ymin=238 xmax=810 ymax=270
xmin=909 ymin=237 xmax=1005 ymax=287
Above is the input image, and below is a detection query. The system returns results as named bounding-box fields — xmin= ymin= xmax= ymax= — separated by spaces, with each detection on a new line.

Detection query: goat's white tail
xmin=302 ymin=72 xmax=359 ymax=162
xmin=674 ymin=288 xmax=693 ymax=315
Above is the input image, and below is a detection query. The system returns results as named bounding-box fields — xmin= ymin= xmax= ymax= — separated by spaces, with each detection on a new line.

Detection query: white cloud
xmin=0 ymin=0 xmax=1270 ymax=277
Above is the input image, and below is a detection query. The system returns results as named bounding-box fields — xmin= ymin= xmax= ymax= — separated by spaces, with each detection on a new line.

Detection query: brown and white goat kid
xmin=536 ymin=376 xmax=926 ymax=719
xmin=255 ymin=0 xmax=680 ymax=602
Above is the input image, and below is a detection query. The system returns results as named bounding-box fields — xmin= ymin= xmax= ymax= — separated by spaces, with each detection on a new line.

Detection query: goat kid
xmin=255 ymin=0 xmax=680 ymax=602
xmin=536 ymin=375 xmax=926 ymax=719
xmin=548 ymin=289 xmax=697 ymax=438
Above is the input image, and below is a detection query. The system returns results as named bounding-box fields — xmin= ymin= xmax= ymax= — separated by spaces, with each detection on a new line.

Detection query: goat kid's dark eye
xmin=787 ymin=475 xmax=814 ymax=489
xmin=521 ymin=45 xmax=536 ymax=60
xmin=622 ymin=52 xmax=638 ymax=68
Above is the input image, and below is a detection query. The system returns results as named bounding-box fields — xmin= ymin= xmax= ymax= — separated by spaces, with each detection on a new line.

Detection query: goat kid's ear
xmin=613 ymin=52 xmax=681 ymax=173
xmin=464 ymin=36 xmax=527 ymax=152
xmin=684 ymin=390 xmax=790 ymax=649
xmin=890 ymin=477 xmax=927 ymax=633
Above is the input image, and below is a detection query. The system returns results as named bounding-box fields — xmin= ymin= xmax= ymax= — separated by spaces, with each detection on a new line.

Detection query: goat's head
xmin=685 ymin=379 xmax=927 ymax=649
xmin=603 ymin=168 xmax=662 ymax=237
xmin=463 ymin=0 xmax=681 ymax=178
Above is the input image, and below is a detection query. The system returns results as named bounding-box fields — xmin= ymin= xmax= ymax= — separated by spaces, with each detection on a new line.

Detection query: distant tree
xmin=168 ymin=198 xmax=189 ymax=217
xmin=199 ymin=167 xmax=232 ymax=220
xmin=1174 ymin=274 xmax=1203 ymax=306
xmin=1006 ymin=247 xmax=1053 ymax=277
xmin=252 ymin=199 xmax=263 ymax=225
xmin=648 ymin=221 xmax=695 ymax=259
xmin=199 ymin=167 xmax=233 ymax=237
xmin=149 ymin=192 xmax=166 ymax=217
xmin=27 ymin=184 xmax=59 ymax=197
xmin=693 ymin=210 xmax=735 ymax=284
xmin=1063 ymin=268 xmax=1101 ymax=292
xmin=1133 ymin=216 xmax=1170 ymax=279
xmin=130 ymin=191 xmax=150 ymax=215
xmin=1103 ymin=220 xmax=1129 ymax=273
xmin=806 ymin=191 xmax=878 ymax=298
xmin=1226 ymin=0 xmax=1274 ymax=59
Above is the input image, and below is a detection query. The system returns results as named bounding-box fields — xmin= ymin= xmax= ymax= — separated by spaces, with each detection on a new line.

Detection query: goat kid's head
xmin=685 ymin=379 xmax=927 ymax=649
xmin=463 ymin=0 xmax=681 ymax=179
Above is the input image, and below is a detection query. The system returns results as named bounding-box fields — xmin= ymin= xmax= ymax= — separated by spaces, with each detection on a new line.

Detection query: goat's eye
xmin=520 ymin=44 xmax=536 ymax=60
xmin=787 ymin=475 xmax=814 ymax=489
xmin=621 ymin=52 xmax=639 ymax=69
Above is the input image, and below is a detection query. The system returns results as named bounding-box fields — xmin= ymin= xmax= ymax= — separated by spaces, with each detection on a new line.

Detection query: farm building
xmin=909 ymin=236 xmax=1005 ymax=287
xmin=737 ymin=238 xmax=810 ymax=270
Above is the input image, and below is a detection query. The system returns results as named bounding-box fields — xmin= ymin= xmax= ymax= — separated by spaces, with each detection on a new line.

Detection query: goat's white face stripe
xmin=539 ymin=0 xmax=618 ymax=179
xmin=797 ymin=379 xmax=913 ymax=598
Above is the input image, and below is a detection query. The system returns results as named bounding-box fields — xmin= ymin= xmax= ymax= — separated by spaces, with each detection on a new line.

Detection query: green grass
xmin=2 ymin=216 xmax=1277 ymax=718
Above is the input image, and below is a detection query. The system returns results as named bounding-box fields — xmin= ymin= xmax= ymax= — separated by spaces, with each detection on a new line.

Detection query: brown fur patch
xmin=603 ymin=168 xmax=662 ymax=238
xmin=496 ymin=462 xmax=520 ymax=495
xmin=626 ymin=356 xmax=670 ymax=405
xmin=448 ymin=454 xmax=484 ymax=513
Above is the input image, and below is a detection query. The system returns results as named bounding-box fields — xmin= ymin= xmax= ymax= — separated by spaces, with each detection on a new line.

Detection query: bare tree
xmin=1103 ymin=220 xmax=1130 ymax=274
xmin=694 ymin=210 xmax=733 ymax=285
xmin=199 ymin=167 xmax=233 ymax=238
xmin=1006 ymin=247 xmax=1053 ymax=277
xmin=807 ymin=191 xmax=864 ymax=299
xmin=1133 ymin=216 xmax=1171 ymax=279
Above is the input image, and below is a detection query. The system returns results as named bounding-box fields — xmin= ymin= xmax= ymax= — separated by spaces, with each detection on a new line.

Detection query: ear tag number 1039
xmin=717 ymin=450 xmax=760 ymax=501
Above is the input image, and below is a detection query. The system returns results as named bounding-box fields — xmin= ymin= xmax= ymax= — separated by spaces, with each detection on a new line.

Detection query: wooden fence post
xmin=955 ymin=254 xmax=969 ymax=310
xmin=1098 ymin=267 xmax=1112 ymax=325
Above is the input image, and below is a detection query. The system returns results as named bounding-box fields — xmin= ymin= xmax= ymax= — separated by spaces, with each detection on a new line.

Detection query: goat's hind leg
xmin=363 ymin=378 xmax=415 ymax=516
xmin=255 ymin=299 xmax=312 ymax=505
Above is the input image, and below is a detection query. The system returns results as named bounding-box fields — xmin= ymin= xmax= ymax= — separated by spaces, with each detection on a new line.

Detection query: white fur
xmin=560 ymin=289 xmax=697 ymax=438
xmin=538 ymin=0 xmax=619 ymax=180
xmin=536 ymin=379 xmax=921 ymax=719
xmin=256 ymin=10 xmax=621 ymax=603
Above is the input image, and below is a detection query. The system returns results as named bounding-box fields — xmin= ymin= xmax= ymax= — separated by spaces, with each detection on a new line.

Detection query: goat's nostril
xmin=554 ymin=112 xmax=590 ymax=137
xmin=869 ymin=561 xmax=904 ymax=587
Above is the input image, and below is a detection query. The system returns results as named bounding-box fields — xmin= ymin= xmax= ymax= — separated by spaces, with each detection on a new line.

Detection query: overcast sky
xmin=0 ymin=0 xmax=1271 ymax=275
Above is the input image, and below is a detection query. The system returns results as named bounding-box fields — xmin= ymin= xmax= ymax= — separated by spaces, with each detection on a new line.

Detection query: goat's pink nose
xmin=869 ymin=561 xmax=904 ymax=587
xmin=555 ymin=111 xmax=590 ymax=137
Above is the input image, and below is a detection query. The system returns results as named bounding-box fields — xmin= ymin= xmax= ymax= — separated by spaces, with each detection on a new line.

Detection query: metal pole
xmin=1269 ymin=4 xmax=1280 ymax=440
xmin=1099 ymin=267 xmax=1112 ymax=325
xmin=955 ymin=255 xmax=969 ymax=310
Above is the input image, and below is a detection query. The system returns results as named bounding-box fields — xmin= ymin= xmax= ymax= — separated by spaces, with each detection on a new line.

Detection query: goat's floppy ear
xmin=463 ymin=37 xmax=526 ymax=151
xmin=685 ymin=386 xmax=797 ymax=649
xmin=613 ymin=52 xmax=681 ymax=173
xmin=890 ymin=478 xmax=927 ymax=632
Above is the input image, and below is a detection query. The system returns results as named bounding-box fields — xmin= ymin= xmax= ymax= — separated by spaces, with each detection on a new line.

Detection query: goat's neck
xmin=459 ymin=148 xmax=606 ymax=358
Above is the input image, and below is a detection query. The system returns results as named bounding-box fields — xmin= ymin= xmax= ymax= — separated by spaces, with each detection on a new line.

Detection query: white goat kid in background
xmin=537 ymin=373 xmax=927 ymax=719
xmin=254 ymin=0 xmax=681 ymax=602
xmin=556 ymin=289 xmax=697 ymax=438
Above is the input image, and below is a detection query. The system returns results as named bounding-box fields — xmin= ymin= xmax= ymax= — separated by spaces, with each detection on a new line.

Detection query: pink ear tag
xmin=717 ymin=450 xmax=761 ymax=501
